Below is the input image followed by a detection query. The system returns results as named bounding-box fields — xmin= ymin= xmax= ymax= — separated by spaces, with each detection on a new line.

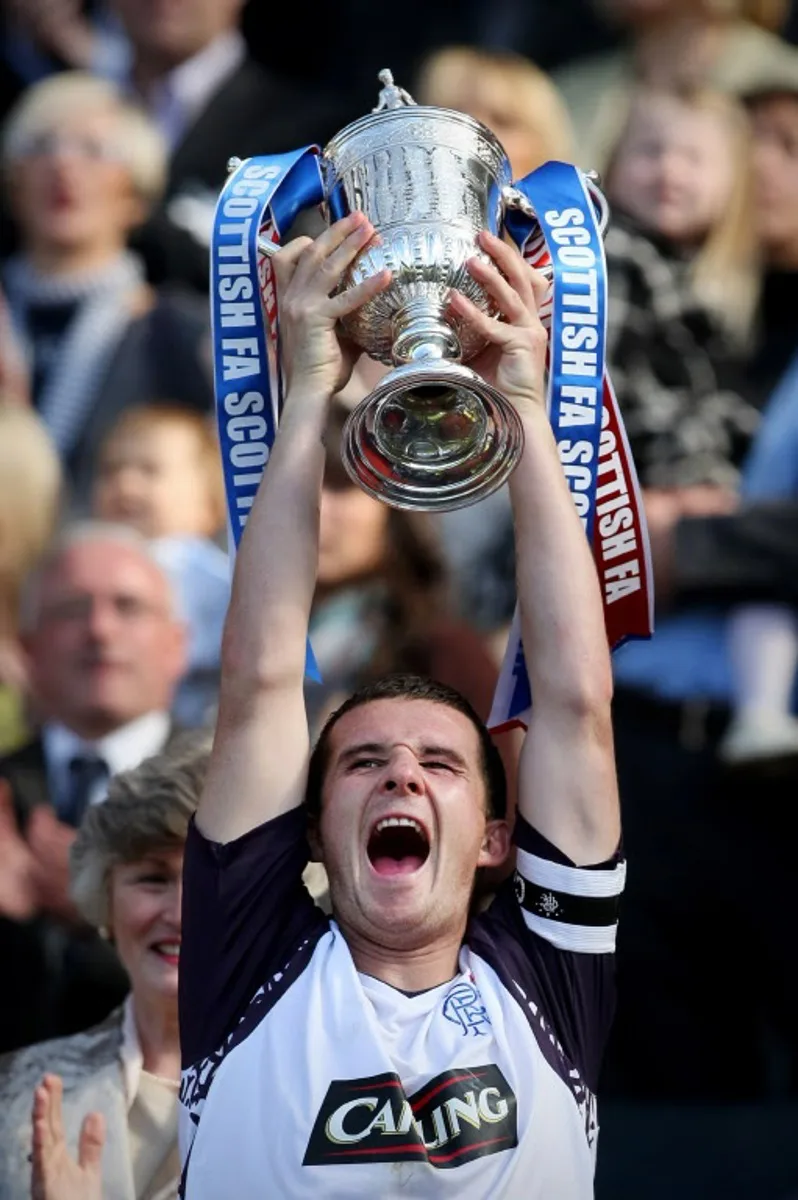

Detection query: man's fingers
xmin=270 ymin=236 xmax=313 ymax=291
xmin=448 ymin=290 xmax=514 ymax=346
xmin=476 ymin=230 xmax=537 ymax=304
xmin=328 ymin=269 xmax=392 ymax=318
xmin=291 ymin=212 xmax=372 ymax=288
xmin=78 ymin=1111 xmax=105 ymax=1171
xmin=319 ymin=219 xmax=377 ymax=284
xmin=465 ymin=256 xmax=532 ymax=326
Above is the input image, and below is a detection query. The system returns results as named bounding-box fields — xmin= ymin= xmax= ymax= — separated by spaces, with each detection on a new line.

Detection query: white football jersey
xmin=178 ymin=807 xmax=625 ymax=1198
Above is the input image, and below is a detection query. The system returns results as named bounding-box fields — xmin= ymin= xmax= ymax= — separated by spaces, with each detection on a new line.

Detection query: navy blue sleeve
xmin=179 ymin=807 xmax=327 ymax=1069
xmin=469 ymin=815 xmax=625 ymax=1094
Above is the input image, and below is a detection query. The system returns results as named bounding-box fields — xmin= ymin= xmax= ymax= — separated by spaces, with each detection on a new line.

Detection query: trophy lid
xmin=324 ymin=69 xmax=511 ymax=184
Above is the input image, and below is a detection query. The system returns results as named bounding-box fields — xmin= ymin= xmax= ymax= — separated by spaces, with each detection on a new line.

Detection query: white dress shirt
xmin=43 ymin=711 xmax=171 ymax=818
xmin=137 ymin=30 xmax=247 ymax=149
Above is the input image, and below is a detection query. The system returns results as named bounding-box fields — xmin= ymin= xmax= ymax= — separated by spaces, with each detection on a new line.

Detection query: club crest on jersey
xmin=442 ymin=981 xmax=491 ymax=1036
xmin=303 ymin=1065 xmax=517 ymax=1169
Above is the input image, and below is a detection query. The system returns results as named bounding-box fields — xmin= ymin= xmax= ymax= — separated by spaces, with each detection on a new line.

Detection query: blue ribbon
xmin=210 ymin=149 xmax=324 ymax=680
xmin=490 ymin=161 xmax=608 ymax=730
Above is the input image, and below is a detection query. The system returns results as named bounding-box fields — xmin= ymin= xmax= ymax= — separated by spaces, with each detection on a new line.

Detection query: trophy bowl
xmin=321 ymin=70 xmax=526 ymax=512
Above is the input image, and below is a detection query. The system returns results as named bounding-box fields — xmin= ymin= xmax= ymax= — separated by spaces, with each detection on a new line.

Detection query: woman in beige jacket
xmin=0 ymin=737 xmax=208 ymax=1200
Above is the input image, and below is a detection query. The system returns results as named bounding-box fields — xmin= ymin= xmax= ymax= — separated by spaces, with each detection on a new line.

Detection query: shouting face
xmin=317 ymin=698 xmax=509 ymax=953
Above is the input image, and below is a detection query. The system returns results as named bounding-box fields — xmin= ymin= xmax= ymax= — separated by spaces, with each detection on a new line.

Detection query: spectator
xmin=0 ymin=2 xmax=129 ymax=122
xmin=743 ymin=43 xmax=798 ymax=403
xmin=93 ymin=403 xmax=229 ymax=728
xmin=555 ymin=0 xmax=790 ymax=172
xmin=605 ymin=351 xmax=798 ymax=1103
xmin=414 ymin=45 xmax=575 ymax=179
xmin=597 ymin=345 xmax=798 ymax=1194
xmin=113 ymin=0 xmax=352 ymax=291
xmin=1 ymin=72 xmax=213 ymax=512
xmin=0 ymin=737 xmax=208 ymax=1200
xmin=0 ymin=407 xmax=61 ymax=755
xmin=604 ymin=85 xmax=760 ymax=491
xmin=0 ymin=522 xmax=186 ymax=1054
xmin=721 ymin=356 xmax=798 ymax=762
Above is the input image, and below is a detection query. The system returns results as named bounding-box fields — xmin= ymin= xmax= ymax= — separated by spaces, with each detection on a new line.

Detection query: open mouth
xmin=151 ymin=941 xmax=180 ymax=965
xmin=367 ymin=816 xmax=430 ymax=877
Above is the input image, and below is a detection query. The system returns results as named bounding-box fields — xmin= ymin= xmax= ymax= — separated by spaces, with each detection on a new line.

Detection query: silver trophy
xmin=261 ymin=70 xmax=608 ymax=512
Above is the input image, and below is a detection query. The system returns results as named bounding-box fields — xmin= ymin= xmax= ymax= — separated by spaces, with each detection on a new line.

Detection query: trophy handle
xmin=257 ymin=235 xmax=281 ymax=260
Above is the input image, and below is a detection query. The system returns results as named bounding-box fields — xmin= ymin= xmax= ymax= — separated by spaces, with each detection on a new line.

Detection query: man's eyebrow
xmin=337 ymin=742 xmax=389 ymax=762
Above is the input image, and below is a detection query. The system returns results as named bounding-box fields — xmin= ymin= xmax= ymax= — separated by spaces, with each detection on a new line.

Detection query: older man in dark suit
xmin=112 ymin=0 xmax=351 ymax=291
xmin=0 ymin=521 xmax=186 ymax=1052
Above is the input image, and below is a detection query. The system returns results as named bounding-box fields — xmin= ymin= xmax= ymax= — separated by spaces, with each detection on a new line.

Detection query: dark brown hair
xmin=305 ymin=673 xmax=507 ymax=820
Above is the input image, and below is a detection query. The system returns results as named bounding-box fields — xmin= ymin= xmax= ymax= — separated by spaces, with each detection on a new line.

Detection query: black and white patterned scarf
xmin=3 ymin=252 xmax=145 ymax=456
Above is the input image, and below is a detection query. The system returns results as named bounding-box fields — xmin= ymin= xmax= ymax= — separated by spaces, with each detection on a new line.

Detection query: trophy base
xmin=340 ymin=360 xmax=524 ymax=512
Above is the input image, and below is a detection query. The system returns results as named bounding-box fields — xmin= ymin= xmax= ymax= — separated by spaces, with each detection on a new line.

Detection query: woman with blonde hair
xmin=604 ymin=84 xmax=761 ymax=493
xmin=415 ymin=45 xmax=575 ymax=178
xmin=0 ymin=736 xmax=208 ymax=1200
xmin=0 ymin=404 xmax=61 ymax=752
xmin=1 ymin=71 xmax=212 ymax=512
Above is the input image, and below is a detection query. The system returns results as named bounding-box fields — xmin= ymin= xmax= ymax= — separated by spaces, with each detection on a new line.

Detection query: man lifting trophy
xmin=177 ymin=71 xmax=653 ymax=1198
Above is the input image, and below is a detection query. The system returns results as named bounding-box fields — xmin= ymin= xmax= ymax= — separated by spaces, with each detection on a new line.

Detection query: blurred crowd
xmin=1 ymin=0 xmax=798 ymax=1197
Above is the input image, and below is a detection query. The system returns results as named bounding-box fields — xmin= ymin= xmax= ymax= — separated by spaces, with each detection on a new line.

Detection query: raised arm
xmin=450 ymin=232 xmax=618 ymax=865
xmin=198 ymin=214 xmax=390 ymax=842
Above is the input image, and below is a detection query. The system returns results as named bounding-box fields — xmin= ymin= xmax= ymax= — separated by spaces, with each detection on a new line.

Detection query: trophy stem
xmin=392 ymin=299 xmax=462 ymax=365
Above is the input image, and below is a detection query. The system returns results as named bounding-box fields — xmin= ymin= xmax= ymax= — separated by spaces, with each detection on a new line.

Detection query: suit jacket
xmin=132 ymin=58 xmax=354 ymax=292
xmin=0 ymin=1006 xmax=178 ymax=1200
xmin=0 ymin=725 xmax=176 ymax=1054
xmin=63 ymin=287 xmax=213 ymax=513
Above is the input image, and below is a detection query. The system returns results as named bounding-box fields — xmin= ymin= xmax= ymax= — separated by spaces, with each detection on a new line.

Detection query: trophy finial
xmin=373 ymin=68 xmax=416 ymax=111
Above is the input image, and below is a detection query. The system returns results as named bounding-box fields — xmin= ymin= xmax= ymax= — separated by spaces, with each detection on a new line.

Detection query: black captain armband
xmin=513 ymin=846 xmax=626 ymax=954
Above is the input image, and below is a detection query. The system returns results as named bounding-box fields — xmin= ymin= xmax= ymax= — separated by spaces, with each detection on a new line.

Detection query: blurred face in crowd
xmin=113 ymin=0 xmax=246 ymax=69
xmin=8 ymin=105 xmax=144 ymax=267
xmin=318 ymin=473 xmax=389 ymax=591
xmin=318 ymin=698 xmax=508 ymax=952
xmin=609 ymin=92 xmax=735 ymax=242
xmin=750 ymin=94 xmax=798 ymax=265
xmin=109 ymin=847 xmax=183 ymax=1006
xmin=25 ymin=539 xmax=186 ymax=739
xmin=94 ymin=418 xmax=221 ymax=541
xmin=455 ymin=97 xmax=548 ymax=182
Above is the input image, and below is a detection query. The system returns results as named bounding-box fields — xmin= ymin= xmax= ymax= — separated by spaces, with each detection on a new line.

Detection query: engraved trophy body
xmin=252 ymin=70 xmax=608 ymax=512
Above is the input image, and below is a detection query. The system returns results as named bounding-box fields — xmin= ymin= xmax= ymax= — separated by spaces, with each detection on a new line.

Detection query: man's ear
xmin=478 ymin=819 xmax=511 ymax=869
xmin=307 ymin=817 xmax=323 ymax=863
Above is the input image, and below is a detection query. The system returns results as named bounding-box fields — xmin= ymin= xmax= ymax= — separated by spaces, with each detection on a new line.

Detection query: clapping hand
xmin=0 ymin=783 xmax=78 ymax=923
xmin=31 ymin=1075 xmax=104 ymax=1200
